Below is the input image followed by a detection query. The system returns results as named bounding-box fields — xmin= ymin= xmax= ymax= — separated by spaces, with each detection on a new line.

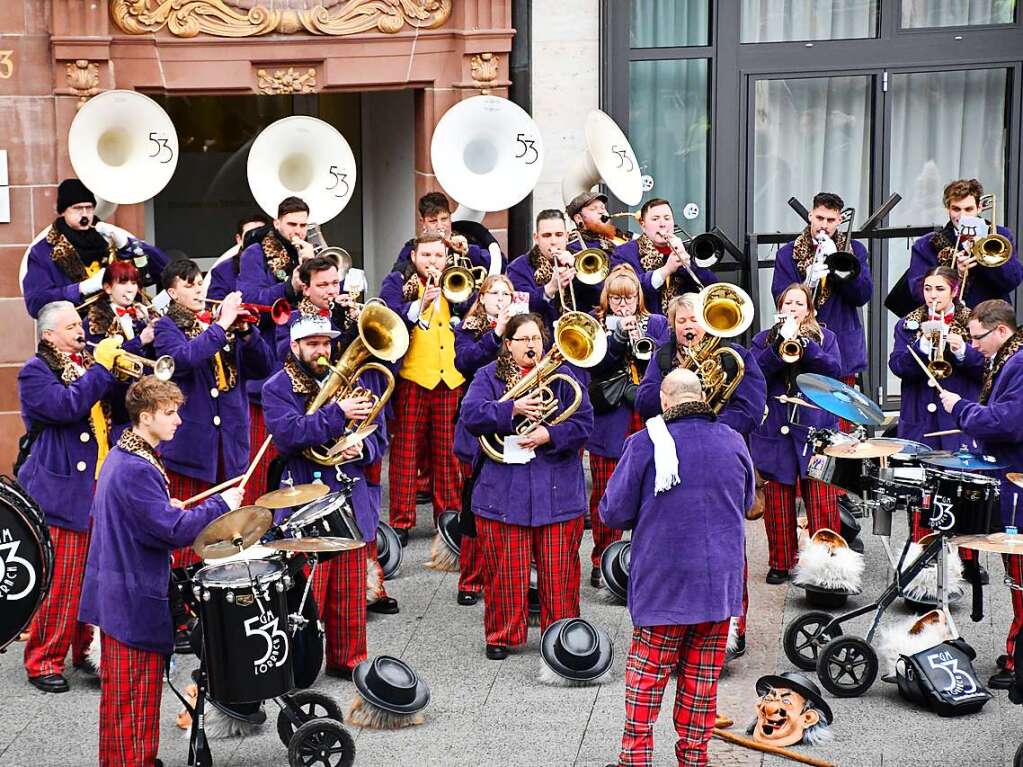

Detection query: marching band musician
xmin=18 ymin=300 xmax=116 ymax=693
xmin=750 ymin=284 xmax=843 ymax=585
xmin=207 ymin=212 xmax=272 ymax=302
xmin=78 ymin=376 xmax=244 ymax=766
xmin=772 ymin=192 xmax=871 ymax=402
xmin=457 ymin=313 xmax=593 ymax=660
xmin=23 ymin=178 xmax=169 ymax=319
xmin=613 ymin=198 xmax=715 ymax=315
xmin=83 ymin=260 xmax=156 ymax=354
xmin=451 ymin=274 xmax=517 ymax=606
xmin=380 ymin=232 xmax=465 ymax=547
xmin=909 ymin=179 xmax=1020 ymax=308
xmin=274 ymin=254 xmax=358 ymax=360
xmin=154 ymin=260 xmax=273 ymax=566
xmin=600 ymin=368 xmax=753 ymax=767
xmin=940 ymin=299 xmax=1023 ymax=690
xmin=586 ymin=265 xmax=670 ymax=589
xmin=262 ymin=315 xmax=392 ymax=679
xmin=390 ymin=192 xmax=503 ymax=276
xmin=565 ymin=190 xmax=632 ymax=297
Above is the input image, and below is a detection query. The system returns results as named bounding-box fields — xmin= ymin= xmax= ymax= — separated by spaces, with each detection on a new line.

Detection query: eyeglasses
xmin=510 ymin=335 xmax=543 ymax=344
xmin=969 ymin=328 xmax=997 ymax=342
xmin=608 ymin=294 xmax=636 ymax=304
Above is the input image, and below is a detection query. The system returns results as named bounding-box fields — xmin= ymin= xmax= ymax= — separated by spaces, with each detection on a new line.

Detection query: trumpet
xmin=774 ymin=315 xmax=804 ymax=364
xmin=440 ymin=237 xmax=488 ymax=304
xmin=923 ymin=303 xmax=953 ymax=380
xmin=565 ymin=231 xmax=611 ymax=285
xmin=89 ymin=336 xmax=175 ymax=382
xmin=205 ymin=297 xmax=292 ymax=327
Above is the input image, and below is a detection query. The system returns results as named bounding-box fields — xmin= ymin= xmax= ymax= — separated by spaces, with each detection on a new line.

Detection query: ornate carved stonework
xmin=257 ymin=67 xmax=318 ymax=95
xmin=66 ymin=60 xmax=100 ymax=107
xmin=470 ymin=52 xmax=499 ymax=93
xmin=109 ymin=0 xmax=452 ymax=38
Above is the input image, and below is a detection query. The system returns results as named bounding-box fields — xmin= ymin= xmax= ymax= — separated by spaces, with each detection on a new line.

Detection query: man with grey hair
xmin=18 ymin=300 xmax=117 ymax=693
xmin=600 ymin=365 xmax=753 ymax=767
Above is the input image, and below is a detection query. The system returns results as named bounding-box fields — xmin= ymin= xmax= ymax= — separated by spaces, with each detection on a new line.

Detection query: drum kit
xmin=786 ymin=374 xmax=1016 ymax=700
xmin=174 ymin=481 xmax=364 ymax=767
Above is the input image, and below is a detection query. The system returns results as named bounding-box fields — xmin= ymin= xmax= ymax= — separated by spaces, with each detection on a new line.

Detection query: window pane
xmin=631 ymin=0 xmax=710 ymax=47
xmin=884 ymin=68 xmax=1008 ymax=398
xmin=741 ymin=0 xmax=878 ymax=42
xmin=901 ymin=0 xmax=1016 ymax=28
xmin=628 ymin=59 xmax=710 ymax=236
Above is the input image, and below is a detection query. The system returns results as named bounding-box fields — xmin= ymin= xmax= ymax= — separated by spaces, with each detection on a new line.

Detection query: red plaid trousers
xmin=388 ymin=379 xmax=463 ymax=529
xmin=475 ymin=515 xmax=584 ymax=647
xmin=618 ymin=621 xmax=730 ymax=767
xmin=838 ymin=374 xmax=858 ymax=433
xmin=588 ymin=411 xmax=642 ymax=568
xmin=98 ymin=633 xmax=164 ymax=767
xmin=24 ymin=525 xmax=92 ymax=677
xmin=762 ymin=478 xmax=839 ymax=571
xmin=1004 ymin=554 xmax=1023 ymax=672
xmin=458 ymin=459 xmax=484 ymax=594
xmin=167 ymin=469 xmax=211 ymax=569
xmin=737 ymin=557 xmax=749 ymax=636
xmin=310 ymin=546 xmax=368 ymax=672
xmin=242 ymin=402 xmax=279 ymax=507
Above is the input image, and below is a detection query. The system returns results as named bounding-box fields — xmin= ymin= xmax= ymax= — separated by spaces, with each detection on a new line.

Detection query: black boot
xmin=766 ymin=568 xmax=789 ymax=585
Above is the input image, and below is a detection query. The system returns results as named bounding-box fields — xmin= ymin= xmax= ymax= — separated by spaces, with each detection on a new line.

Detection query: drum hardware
xmin=921 ymin=449 xmax=1005 ymax=471
xmin=822 ymin=439 xmax=905 ymax=460
xmin=777 ymin=394 xmax=821 ymax=410
xmin=796 ymin=373 xmax=884 ymax=427
xmin=255 ymin=483 xmax=331 ymax=510
xmin=88 ymin=336 xmax=175 ymax=382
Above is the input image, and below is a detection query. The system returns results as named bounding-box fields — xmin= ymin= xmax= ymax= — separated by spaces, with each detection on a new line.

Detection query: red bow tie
xmin=655 ymin=244 xmax=672 ymax=256
xmin=318 ymin=308 xmax=330 ymax=318
xmin=195 ymin=310 xmax=212 ymax=324
xmin=69 ymin=353 xmax=83 ymax=365
xmin=115 ymin=306 xmax=138 ymax=319
xmin=489 ymin=320 xmax=497 ymax=329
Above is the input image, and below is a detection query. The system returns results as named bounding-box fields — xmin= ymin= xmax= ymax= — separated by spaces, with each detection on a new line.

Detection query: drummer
xmin=78 ymin=376 xmax=244 ymax=767
xmin=262 ymin=315 xmax=393 ymax=680
xmin=940 ymin=299 xmax=1023 ymax=690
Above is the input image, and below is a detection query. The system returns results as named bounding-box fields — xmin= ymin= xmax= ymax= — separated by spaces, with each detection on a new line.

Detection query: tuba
xmin=90 ymin=336 xmax=175 ymax=382
xmin=562 ymin=110 xmax=643 ymax=208
xmin=303 ymin=301 xmax=410 ymax=465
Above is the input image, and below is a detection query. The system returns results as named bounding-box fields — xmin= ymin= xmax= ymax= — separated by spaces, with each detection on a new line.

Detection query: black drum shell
xmin=285 ymin=492 xmax=362 ymax=562
xmin=928 ymin=470 xmax=1001 ymax=537
xmin=0 ymin=478 xmax=54 ymax=652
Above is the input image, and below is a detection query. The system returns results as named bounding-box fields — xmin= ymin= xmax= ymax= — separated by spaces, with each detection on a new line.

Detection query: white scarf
xmin=646 ymin=415 xmax=680 ymax=495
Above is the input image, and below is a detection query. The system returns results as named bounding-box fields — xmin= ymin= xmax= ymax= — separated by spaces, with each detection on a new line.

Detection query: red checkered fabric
xmin=838 ymin=375 xmax=858 ymax=433
xmin=1004 ymin=554 xmax=1023 ymax=672
xmin=617 ymin=620 xmax=730 ymax=767
xmin=475 ymin=515 xmax=583 ymax=647
xmin=388 ymin=379 xmax=463 ymax=530
xmin=98 ymin=632 xmax=164 ymax=767
xmin=457 ymin=459 xmax=483 ymax=594
xmin=589 ymin=453 xmax=625 ymax=568
xmin=762 ymin=478 xmax=839 ymax=571
xmin=167 ymin=468 xmax=211 ymax=568
xmin=24 ymin=525 xmax=91 ymax=677
xmin=365 ymin=539 xmax=388 ymax=601
xmin=310 ymin=546 xmax=368 ymax=672
xmin=242 ymin=402 xmax=279 ymax=507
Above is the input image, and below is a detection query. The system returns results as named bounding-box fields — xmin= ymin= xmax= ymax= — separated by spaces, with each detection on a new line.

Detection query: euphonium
xmin=91 ymin=336 xmax=175 ymax=382
xmin=679 ymin=333 xmax=745 ymax=414
xmin=303 ymin=301 xmax=410 ymax=465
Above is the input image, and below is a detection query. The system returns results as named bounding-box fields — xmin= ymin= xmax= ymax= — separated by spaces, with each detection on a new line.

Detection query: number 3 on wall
xmin=0 ymin=51 xmax=14 ymax=80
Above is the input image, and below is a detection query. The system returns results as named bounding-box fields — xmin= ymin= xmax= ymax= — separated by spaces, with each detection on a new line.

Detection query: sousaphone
xmin=562 ymin=109 xmax=643 ymax=207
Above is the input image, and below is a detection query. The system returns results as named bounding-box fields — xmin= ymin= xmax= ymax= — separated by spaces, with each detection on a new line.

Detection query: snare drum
xmin=194 ymin=560 xmax=294 ymax=704
xmin=0 ymin=478 xmax=54 ymax=652
xmin=807 ymin=452 xmax=873 ymax=498
xmin=283 ymin=490 xmax=363 ymax=561
xmin=922 ymin=468 xmax=1001 ymax=536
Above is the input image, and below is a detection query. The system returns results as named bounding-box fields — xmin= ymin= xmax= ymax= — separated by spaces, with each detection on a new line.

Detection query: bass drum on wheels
xmin=0 ymin=476 xmax=54 ymax=651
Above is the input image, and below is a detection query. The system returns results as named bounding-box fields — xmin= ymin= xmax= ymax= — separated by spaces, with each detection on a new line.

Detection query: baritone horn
xmin=90 ymin=336 xmax=175 ymax=382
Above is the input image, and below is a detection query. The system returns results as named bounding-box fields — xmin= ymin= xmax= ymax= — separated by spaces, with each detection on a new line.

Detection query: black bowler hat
xmin=801 ymin=582 xmax=856 ymax=609
xmin=436 ymin=510 xmax=461 ymax=556
xmin=353 ymin=656 xmax=430 ymax=715
xmin=600 ymin=540 xmax=631 ymax=602
xmin=375 ymin=522 xmax=404 ymax=580
xmin=56 ymin=178 xmax=96 ymax=213
xmin=839 ymin=501 xmax=862 ymax=549
xmin=540 ymin=618 xmax=614 ymax=682
xmin=756 ymin=671 xmax=833 ymax=725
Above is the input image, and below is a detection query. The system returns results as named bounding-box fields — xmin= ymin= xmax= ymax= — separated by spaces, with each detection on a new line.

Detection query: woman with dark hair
xmin=83 ymin=260 xmax=157 ymax=353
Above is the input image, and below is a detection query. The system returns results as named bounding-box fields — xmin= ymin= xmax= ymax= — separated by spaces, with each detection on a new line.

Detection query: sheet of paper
xmin=502 ymin=435 xmax=535 ymax=464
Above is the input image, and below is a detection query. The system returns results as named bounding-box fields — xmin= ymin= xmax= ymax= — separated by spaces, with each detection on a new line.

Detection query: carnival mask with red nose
xmin=751 ymin=672 xmax=833 ymax=748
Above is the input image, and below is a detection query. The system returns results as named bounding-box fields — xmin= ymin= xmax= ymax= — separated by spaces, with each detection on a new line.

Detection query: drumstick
xmin=181 ymin=473 xmax=245 ymax=506
xmin=777 ymin=395 xmax=821 ymax=410
xmin=906 ymin=347 xmax=946 ymax=394
xmin=238 ymin=435 xmax=274 ymax=491
xmin=712 ymin=729 xmax=835 ymax=767
xmin=924 ymin=428 xmax=961 ymax=438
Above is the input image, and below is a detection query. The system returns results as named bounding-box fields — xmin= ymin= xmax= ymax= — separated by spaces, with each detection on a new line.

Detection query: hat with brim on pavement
xmin=600 ymin=540 xmax=630 ymax=602
xmin=347 ymin=656 xmax=430 ymax=730
xmin=375 ymin=522 xmax=404 ymax=580
xmin=540 ymin=618 xmax=614 ymax=684
xmin=756 ymin=671 xmax=833 ymax=725
xmin=425 ymin=511 xmax=460 ymax=573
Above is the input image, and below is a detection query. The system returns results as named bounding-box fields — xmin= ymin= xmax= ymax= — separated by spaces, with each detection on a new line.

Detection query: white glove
xmin=220 ymin=487 xmax=244 ymax=511
xmin=94 ymin=221 xmax=133 ymax=250
xmin=815 ymin=235 xmax=837 ymax=256
xmin=916 ymin=335 xmax=933 ymax=357
xmin=808 ymin=260 xmax=830 ymax=283
xmin=780 ymin=315 xmax=799 ymax=340
xmin=79 ymin=269 xmax=106 ymax=296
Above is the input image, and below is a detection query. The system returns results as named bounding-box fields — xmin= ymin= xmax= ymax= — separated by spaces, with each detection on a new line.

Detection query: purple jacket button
xmin=76 ymin=461 xmax=87 ymax=472
xmin=80 ymin=432 xmax=90 ymax=442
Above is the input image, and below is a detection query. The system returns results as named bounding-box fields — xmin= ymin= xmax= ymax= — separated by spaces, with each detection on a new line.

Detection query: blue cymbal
xmin=921 ymin=449 xmax=1005 ymax=471
xmin=870 ymin=438 xmax=932 ymax=457
xmin=796 ymin=374 xmax=884 ymax=426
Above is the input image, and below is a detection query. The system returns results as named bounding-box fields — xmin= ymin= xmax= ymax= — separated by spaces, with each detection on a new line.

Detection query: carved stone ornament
xmin=470 ymin=52 xmax=499 ymax=93
xmin=257 ymin=67 xmax=318 ymax=95
xmin=109 ymin=0 xmax=452 ymax=38
xmin=66 ymin=60 xmax=100 ymax=108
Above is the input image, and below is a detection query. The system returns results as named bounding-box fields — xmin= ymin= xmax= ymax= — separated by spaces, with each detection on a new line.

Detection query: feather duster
xmin=792 ymin=535 xmax=865 ymax=592
xmin=345 ymin=695 xmax=426 ymax=730
xmin=876 ymin=611 xmax=952 ymax=677
xmin=537 ymin=657 xmax=613 ymax=687
xmin=424 ymin=533 xmax=459 ymax=572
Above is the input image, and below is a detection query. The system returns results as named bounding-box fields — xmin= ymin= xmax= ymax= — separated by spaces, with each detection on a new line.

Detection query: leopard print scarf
xmin=495 ymin=350 xmax=526 ymax=392
xmin=117 ymin=429 xmax=168 ymax=487
xmin=401 ymin=270 xmax=425 ymax=303
xmin=37 ymin=339 xmax=112 ymax=438
xmin=980 ymin=327 xmax=1023 ymax=404
xmin=791 ymin=226 xmax=849 ymax=308
xmin=166 ymin=303 xmax=238 ymax=391
xmin=47 ymin=226 xmax=107 ymax=283
xmin=903 ymin=303 xmax=972 ymax=339
xmin=637 ymin=234 xmax=687 ymax=304
xmin=284 ymin=355 xmax=320 ymax=400
xmin=576 ymin=227 xmax=621 ymax=254
xmin=460 ymin=301 xmax=493 ymax=337
xmin=930 ymin=221 xmax=990 ymax=270
xmin=297 ymin=297 xmax=329 ymax=318
xmin=663 ymin=401 xmax=713 ymax=422
xmin=262 ymin=230 xmax=297 ymax=280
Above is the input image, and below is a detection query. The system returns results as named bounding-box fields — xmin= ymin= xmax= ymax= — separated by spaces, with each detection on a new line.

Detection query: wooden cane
xmin=181 ymin=473 xmax=246 ymax=507
xmin=906 ymin=346 xmax=946 ymax=394
xmin=712 ymin=728 xmax=836 ymax=767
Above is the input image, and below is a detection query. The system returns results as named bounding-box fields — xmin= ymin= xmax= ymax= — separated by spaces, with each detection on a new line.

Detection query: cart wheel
xmin=277 ymin=690 xmax=344 ymax=747
xmin=287 ymin=719 xmax=355 ymax=767
xmin=816 ymin=635 xmax=878 ymax=697
xmin=783 ymin=611 xmax=843 ymax=671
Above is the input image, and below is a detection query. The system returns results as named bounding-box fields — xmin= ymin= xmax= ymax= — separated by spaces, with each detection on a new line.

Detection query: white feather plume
xmin=346 ymin=694 xmax=426 ymax=730
xmin=900 ymin=541 xmax=965 ymax=602
xmin=424 ymin=533 xmax=459 ymax=572
xmin=537 ymin=657 xmax=613 ymax=687
xmin=792 ymin=539 xmax=865 ymax=592
xmin=876 ymin=615 xmax=952 ymax=677
xmin=366 ymin=558 xmax=384 ymax=604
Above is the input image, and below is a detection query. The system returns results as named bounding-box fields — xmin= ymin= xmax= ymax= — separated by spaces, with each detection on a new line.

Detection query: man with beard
xmin=23 ymin=179 xmax=168 ymax=318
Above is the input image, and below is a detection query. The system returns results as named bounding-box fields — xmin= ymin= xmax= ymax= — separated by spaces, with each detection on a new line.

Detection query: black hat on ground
xmin=801 ymin=582 xmax=858 ymax=609
xmin=756 ymin=671 xmax=833 ymax=725
xmin=352 ymin=656 xmax=430 ymax=715
xmin=375 ymin=522 xmax=404 ymax=580
xmin=540 ymin=618 xmax=614 ymax=682
xmin=600 ymin=540 xmax=631 ymax=602
xmin=56 ymin=179 xmax=96 ymax=213
xmin=436 ymin=510 xmax=461 ymax=556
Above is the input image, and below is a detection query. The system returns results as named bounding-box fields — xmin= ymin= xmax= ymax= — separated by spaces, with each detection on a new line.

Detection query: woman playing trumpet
xmin=749 ymin=284 xmax=843 ymax=584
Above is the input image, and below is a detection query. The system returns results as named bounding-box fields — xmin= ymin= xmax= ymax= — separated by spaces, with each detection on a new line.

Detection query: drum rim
xmin=0 ymin=483 xmax=55 ymax=652
xmin=925 ymin=467 xmax=1001 ymax=485
xmin=195 ymin=558 xmax=285 ymax=588
xmin=286 ymin=491 xmax=349 ymax=528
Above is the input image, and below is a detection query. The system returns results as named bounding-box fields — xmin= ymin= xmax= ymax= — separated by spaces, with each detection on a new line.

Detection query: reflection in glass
xmin=901 ymin=0 xmax=1015 ymax=28
xmin=740 ymin=0 xmax=878 ymax=42
xmin=631 ymin=0 xmax=710 ymax=47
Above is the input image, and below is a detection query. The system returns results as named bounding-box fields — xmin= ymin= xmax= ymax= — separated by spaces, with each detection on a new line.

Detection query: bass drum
xmin=0 ymin=476 xmax=54 ymax=651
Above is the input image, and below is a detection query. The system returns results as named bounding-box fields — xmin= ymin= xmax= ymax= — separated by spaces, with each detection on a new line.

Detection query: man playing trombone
xmin=390 ymin=192 xmax=504 ymax=276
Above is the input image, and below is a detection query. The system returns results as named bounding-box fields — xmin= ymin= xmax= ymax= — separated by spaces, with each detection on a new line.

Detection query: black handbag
xmin=588 ymin=369 xmax=637 ymax=415
xmin=896 ymin=639 xmax=991 ymax=716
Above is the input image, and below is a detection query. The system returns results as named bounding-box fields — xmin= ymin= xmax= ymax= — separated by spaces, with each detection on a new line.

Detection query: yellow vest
xmin=399 ymin=286 xmax=465 ymax=390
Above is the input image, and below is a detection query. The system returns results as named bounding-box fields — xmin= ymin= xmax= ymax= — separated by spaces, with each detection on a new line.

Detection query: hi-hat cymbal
xmin=193 ymin=506 xmax=272 ymax=560
xmin=823 ymin=439 xmax=905 ymax=459
xmin=255 ymin=483 xmax=330 ymax=509
xmin=952 ymin=533 xmax=1023 ymax=555
xmin=1007 ymin=472 xmax=1023 ymax=489
xmin=265 ymin=537 xmax=365 ymax=554
xmin=796 ymin=373 xmax=884 ymax=426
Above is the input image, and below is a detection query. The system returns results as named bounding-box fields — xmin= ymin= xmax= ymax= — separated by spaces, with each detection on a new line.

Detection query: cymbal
xmin=1007 ymin=472 xmax=1023 ymax=489
xmin=823 ymin=439 xmax=905 ymax=459
xmin=193 ymin=506 xmax=272 ymax=560
xmin=952 ymin=533 xmax=1023 ymax=555
xmin=921 ymin=450 xmax=1006 ymax=471
xmin=796 ymin=373 xmax=884 ymax=426
xmin=869 ymin=438 xmax=932 ymax=457
xmin=255 ymin=483 xmax=330 ymax=509
xmin=264 ymin=537 xmax=365 ymax=554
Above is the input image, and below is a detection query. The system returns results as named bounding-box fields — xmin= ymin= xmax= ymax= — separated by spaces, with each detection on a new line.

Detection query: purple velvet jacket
xmin=612 ymin=238 xmax=716 ymax=316
xmin=79 ymin=443 xmax=228 ymax=653
xmin=909 ymin=223 xmax=1020 ymax=308
xmin=261 ymin=360 xmax=388 ymax=540
xmin=207 ymin=254 xmax=240 ymax=303
xmin=453 ymin=322 xmax=504 ymax=465
xmin=154 ymin=315 xmax=272 ymax=482
xmin=599 ymin=411 xmax=753 ymax=627
xmin=16 ymin=357 xmax=115 ymax=531
xmin=749 ymin=327 xmax=842 ymax=484
xmin=392 ymin=239 xmax=500 ymax=274
xmin=506 ymin=250 xmax=602 ymax=326
xmin=458 ymin=361 xmax=593 ymax=527
xmin=772 ymin=239 xmax=872 ymax=377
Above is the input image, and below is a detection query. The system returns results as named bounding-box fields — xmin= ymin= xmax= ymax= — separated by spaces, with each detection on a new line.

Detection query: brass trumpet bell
xmin=971 ymin=194 xmax=1013 ymax=268
xmin=695 ymin=283 xmax=755 ymax=339
xmin=575 ymin=248 xmax=611 ymax=285
xmin=779 ymin=338 xmax=804 ymax=364
xmin=92 ymin=335 xmax=175 ymax=382
xmin=554 ymin=311 xmax=607 ymax=368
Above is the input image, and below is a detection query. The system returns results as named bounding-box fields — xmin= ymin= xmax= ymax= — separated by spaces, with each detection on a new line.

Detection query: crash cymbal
xmin=255 ymin=483 xmax=330 ymax=509
xmin=193 ymin=506 xmax=272 ymax=560
xmin=921 ymin=450 xmax=1005 ymax=471
xmin=870 ymin=438 xmax=933 ymax=457
xmin=823 ymin=439 xmax=905 ymax=459
xmin=796 ymin=373 xmax=884 ymax=426
xmin=1007 ymin=472 xmax=1023 ymax=489
xmin=264 ymin=537 xmax=366 ymax=554
xmin=952 ymin=533 xmax=1023 ymax=556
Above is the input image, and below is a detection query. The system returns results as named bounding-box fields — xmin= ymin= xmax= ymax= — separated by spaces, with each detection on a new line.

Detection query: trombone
xmin=565 ymin=230 xmax=611 ymax=285
xmin=89 ymin=335 xmax=175 ymax=382
xmin=959 ymin=194 xmax=1013 ymax=300
xmin=417 ymin=269 xmax=443 ymax=330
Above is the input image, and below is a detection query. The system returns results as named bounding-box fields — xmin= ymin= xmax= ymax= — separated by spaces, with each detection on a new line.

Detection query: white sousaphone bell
xmin=562 ymin=109 xmax=644 ymax=208
xmin=430 ymin=95 xmax=545 ymax=223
